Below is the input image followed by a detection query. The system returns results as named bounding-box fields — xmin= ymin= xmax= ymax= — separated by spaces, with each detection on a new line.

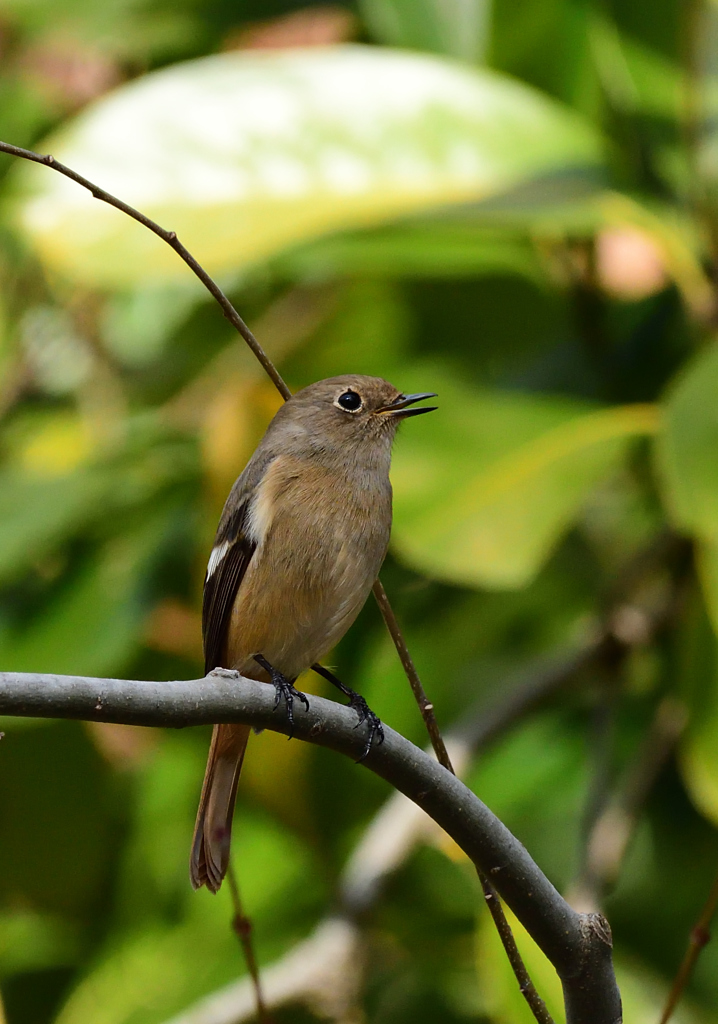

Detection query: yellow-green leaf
xmin=655 ymin=341 xmax=718 ymax=542
xmin=391 ymin=372 xmax=659 ymax=589
xmin=697 ymin=538 xmax=718 ymax=637
xmin=13 ymin=46 xmax=602 ymax=287
xmin=477 ymin=906 xmax=708 ymax=1024
xmin=476 ymin=905 xmax=563 ymax=1024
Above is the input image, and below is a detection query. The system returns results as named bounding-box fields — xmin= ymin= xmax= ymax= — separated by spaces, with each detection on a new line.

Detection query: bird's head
xmin=271 ymin=375 xmax=436 ymax=457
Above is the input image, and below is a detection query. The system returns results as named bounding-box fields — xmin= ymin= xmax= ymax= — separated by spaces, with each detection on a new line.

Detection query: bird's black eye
xmin=336 ymin=390 xmax=362 ymax=412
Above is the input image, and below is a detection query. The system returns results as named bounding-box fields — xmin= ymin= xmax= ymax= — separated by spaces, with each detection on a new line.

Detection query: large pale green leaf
xmin=281 ymin=222 xmax=548 ymax=282
xmin=391 ymin=372 xmax=659 ymax=589
xmin=13 ymin=46 xmax=602 ymax=287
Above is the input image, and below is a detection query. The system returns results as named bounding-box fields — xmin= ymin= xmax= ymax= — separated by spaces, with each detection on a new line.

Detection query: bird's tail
xmin=190 ymin=723 xmax=251 ymax=892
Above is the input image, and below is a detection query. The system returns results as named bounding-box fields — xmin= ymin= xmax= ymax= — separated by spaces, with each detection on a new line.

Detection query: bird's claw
xmin=254 ymin=653 xmax=309 ymax=735
xmin=272 ymin=676 xmax=309 ymax=736
xmin=310 ymin=663 xmax=383 ymax=762
xmin=348 ymin=693 xmax=384 ymax=762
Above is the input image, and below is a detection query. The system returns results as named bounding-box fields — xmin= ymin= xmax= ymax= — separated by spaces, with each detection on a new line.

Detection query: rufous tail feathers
xmin=190 ymin=723 xmax=250 ymax=892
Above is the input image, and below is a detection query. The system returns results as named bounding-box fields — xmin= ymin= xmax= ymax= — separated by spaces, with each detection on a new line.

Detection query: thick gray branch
xmin=0 ymin=669 xmax=621 ymax=1024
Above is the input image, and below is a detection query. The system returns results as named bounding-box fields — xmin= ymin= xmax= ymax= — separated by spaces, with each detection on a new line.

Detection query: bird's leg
xmin=254 ymin=654 xmax=309 ymax=735
xmin=312 ymin=663 xmax=384 ymax=761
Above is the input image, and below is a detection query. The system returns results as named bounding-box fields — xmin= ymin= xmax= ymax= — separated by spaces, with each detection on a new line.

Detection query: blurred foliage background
xmin=2 ymin=0 xmax=718 ymax=1022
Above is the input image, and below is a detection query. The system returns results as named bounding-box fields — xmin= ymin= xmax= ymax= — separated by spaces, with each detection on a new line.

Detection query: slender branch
xmin=0 ymin=669 xmax=621 ymax=1024
xmin=571 ymin=697 xmax=687 ymax=914
xmin=0 ymin=146 xmax=485 ymax=790
xmin=0 ymin=141 xmax=292 ymax=400
xmin=575 ymin=671 xmax=622 ymax=907
xmin=370 ymin=580 xmax=553 ymax=1023
xmin=226 ymin=865 xmax=273 ymax=1024
xmin=371 ymin=579 xmax=452 ymax=770
xmin=659 ymin=865 xmax=718 ymax=1024
xmin=163 ymin=917 xmax=363 ymax=1024
xmin=456 ymin=642 xmax=604 ymax=750
xmin=480 ymin=882 xmax=554 ymax=1024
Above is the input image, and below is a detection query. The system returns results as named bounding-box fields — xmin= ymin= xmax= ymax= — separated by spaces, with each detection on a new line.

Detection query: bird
xmin=190 ymin=374 xmax=437 ymax=893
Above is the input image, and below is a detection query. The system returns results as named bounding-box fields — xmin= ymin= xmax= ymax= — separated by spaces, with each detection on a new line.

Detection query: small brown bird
xmin=190 ymin=375 xmax=436 ymax=892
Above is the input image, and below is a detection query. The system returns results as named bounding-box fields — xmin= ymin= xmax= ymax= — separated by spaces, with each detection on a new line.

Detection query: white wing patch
xmin=246 ymin=461 xmax=279 ymax=546
xmin=206 ymin=540 xmax=231 ymax=579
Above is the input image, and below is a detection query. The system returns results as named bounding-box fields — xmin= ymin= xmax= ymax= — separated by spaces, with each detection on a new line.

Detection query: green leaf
xmin=696 ymin=539 xmax=718 ymax=638
xmin=391 ymin=371 xmax=659 ymax=589
xmin=655 ymin=341 xmax=718 ymax=542
xmin=0 ymin=514 xmax=169 ymax=676
xmin=669 ymin=582 xmax=718 ymax=823
xmin=0 ymin=910 xmax=80 ymax=978
xmin=54 ymin=923 xmax=235 ymax=1024
xmin=56 ymin=809 xmax=322 ymax=1024
xmin=615 ymin=957 xmax=711 ymax=1024
xmin=475 ymin=904 xmax=564 ymax=1024
xmin=653 ymin=341 xmax=718 ymax=631
xmin=280 ymin=222 xmax=548 ymax=283
xmin=681 ymin=712 xmax=718 ymax=830
xmin=0 ymin=470 xmax=108 ymax=584
xmin=13 ymin=46 xmax=602 ymax=287
xmin=477 ymin=908 xmax=707 ymax=1024
xmin=678 ymin=606 xmax=718 ymax=826
xmin=359 ymin=0 xmax=491 ymax=64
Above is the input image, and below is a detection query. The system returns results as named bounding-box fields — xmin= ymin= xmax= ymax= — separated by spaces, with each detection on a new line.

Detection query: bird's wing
xmin=202 ymin=499 xmax=257 ymax=675
xmin=202 ymin=442 xmax=280 ymax=674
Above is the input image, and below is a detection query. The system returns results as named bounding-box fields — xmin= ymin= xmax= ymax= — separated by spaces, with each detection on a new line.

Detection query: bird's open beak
xmin=377 ymin=392 xmax=438 ymax=418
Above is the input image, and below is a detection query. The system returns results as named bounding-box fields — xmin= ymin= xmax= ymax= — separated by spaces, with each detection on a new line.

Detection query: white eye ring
xmin=335 ymin=390 xmax=363 ymax=413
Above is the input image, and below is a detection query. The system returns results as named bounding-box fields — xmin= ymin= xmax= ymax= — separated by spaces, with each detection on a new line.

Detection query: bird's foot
xmin=311 ymin=663 xmax=384 ymax=761
xmin=254 ymin=654 xmax=309 ymax=735
xmin=348 ymin=692 xmax=385 ymax=762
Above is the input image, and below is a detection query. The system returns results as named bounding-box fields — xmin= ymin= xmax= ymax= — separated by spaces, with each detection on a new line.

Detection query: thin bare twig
xmin=569 ymin=536 xmax=693 ymax=914
xmin=226 ymin=865 xmax=272 ymax=1024
xmin=0 ymin=139 xmax=548 ymax=1024
xmin=0 ymin=141 xmax=292 ymax=400
xmin=574 ymin=664 xmax=623 ymax=907
xmin=569 ymin=697 xmax=688 ymax=915
xmin=370 ymin=579 xmax=453 ymax=771
xmin=163 ymin=918 xmax=363 ymax=1024
xmin=371 ymin=579 xmax=554 ymax=1024
xmin=659 ymin=866 xmax=718 ymax=1024
xmin=479 ymin=879 xmax=555 ymax=1024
